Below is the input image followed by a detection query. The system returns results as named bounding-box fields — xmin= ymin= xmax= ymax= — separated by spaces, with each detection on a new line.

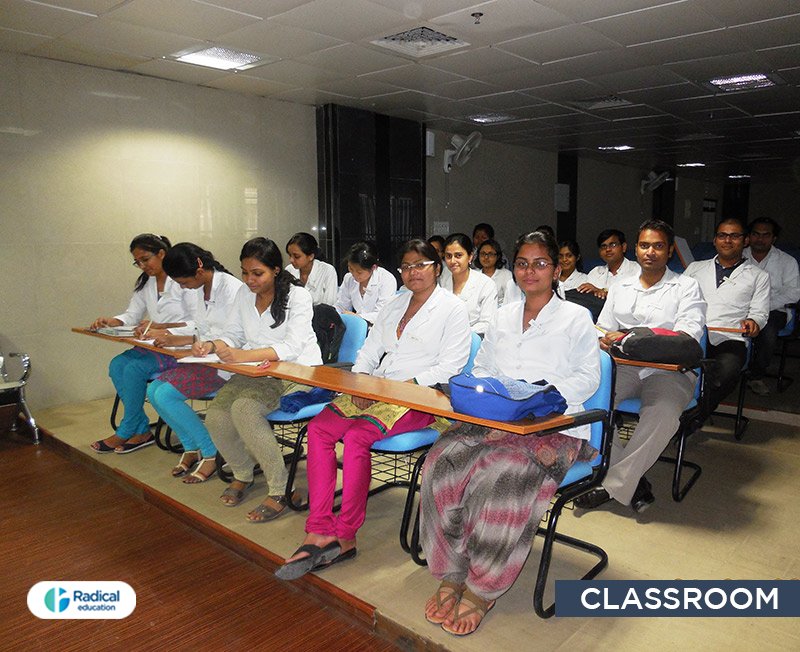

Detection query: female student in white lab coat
xmin=145 ymin=242 xmax=243 ymax=483
xmin=334 ymin=241 xmax=397 ymax=324
xmin=275 ymin=239 xmax=471 ymax=580
xmin=89 ymin=234 xmax=195 ymax=454
xmin=476 ymin=239 xmax=513 ymax=306
xmin=193 ymin=237 xmax=321 ymax=522
xmin=440 ymin=233 xmax=498 ymax=335
xmin=285 ymin=232 xmax=339 ymax=306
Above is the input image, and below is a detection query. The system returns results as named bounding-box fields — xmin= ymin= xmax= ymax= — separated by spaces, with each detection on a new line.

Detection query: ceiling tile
xmin=200 ymin=0 xmax=314 ymax=19
xmin=105 ymin=0 xmax=262 ymax=40
xmin=617 ymin=83 xmax=710 ymax=105
xmin=315 ymin=76 xmax=401 ymax=99
xmin=467 ymin=91 xmax=546 ymax=110
xmin=428 ymin=0 xmax=572 ymax=47
xmin=586 ymin=2 xmax=723 ymax=46
xmin=523 ymin=78 xmax=606 ymax=102
xmin=29 ymin=37 xmax=149 ymax=69
xmin=60 ymin=17 xmax=202 ymax=58
xmin=490 ymin=61 xmax=578 ymax=91
xmin=433 ymin=78 xmax=500 ymax=100
xmin=271 ymin=86 xmax=353 ymax=105
xmin=0 ymin=26 xmax=52 ymax=52
xmin=366 ymin=0 xmax=495 ymax=21
xmin=244 ymin=60 xmax=347 ymax=86
xmin=591 ymin=65 xmax=688 ymax=92
xmin=33 ymin=1 xmax=122 ymax=14
xmin=0 ymin=0 xmax=95 ymax=36
xmin=216 ymin=20 xmax=342 ymax=59
xmin=423 ymin=46 xmax=530 ymax=79
xmin=626 ymin=28 xmax=747 ymax=66
xmin=497 ymin=24 xmax=623 ymax=64
xmin=696 ymin=0 xmax=800 ymax=27
xmin=270 ymin=0 xmax=412 ymax=41
xmin=359 ymin=64 xmax=465 ymax=92
xmin=666 ymin=52 xmax=777 ymax=82
xmin=296 ymin=43 xmax=408 ymax=76
xmin=756 ymin=43 xmax=800 ymax=69
xmin=728 ymin=13 xmax=800 ymax=50
xmin=534 ymin=0 xmax=681 ymax=23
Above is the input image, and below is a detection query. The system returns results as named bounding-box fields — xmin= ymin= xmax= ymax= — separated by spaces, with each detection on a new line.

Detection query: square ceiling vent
xmin=371 ymin=27 xmax=469 ymax=58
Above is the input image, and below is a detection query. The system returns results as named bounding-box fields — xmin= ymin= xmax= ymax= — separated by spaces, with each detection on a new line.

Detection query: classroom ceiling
xmin=2 ymin=0 xmax=800 ymax=183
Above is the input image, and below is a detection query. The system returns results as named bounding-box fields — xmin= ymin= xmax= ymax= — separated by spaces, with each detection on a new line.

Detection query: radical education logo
xmin=28 ymin=581 xmax=136 ymax=619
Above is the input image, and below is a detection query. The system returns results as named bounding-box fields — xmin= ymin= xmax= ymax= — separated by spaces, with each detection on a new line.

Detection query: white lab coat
xmin=285 ymin=259 xmax=339 ymax=306
xmin=586 ymin=257 xmax=641 ymax=291
xmin=114 ymin=276 xmax=197 ymax=327
xmin=439 ymin=268 xmax=498 ymax=335
xmin=335 ymin=266 xmax=397 ymax=324
xmin=743 ymin=246 xmax=800 ymax=315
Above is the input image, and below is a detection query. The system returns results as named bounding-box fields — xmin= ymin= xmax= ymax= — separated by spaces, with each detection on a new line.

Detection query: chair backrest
xmin=463 ymin=332 xmax=482 ymax=374
xmin=694 ymin=328 xmax=709 ymax=401
xmin=583 ymin=350 xmax=614 ymax=466
xmin=779 ymin=305 xmax=797 ymax=337
xmin=337 ymin=313 xmax=369 ymax=364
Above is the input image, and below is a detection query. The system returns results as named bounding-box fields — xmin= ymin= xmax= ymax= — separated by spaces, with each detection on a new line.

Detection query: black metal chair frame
xmin=1 ymin=352 xmax=39 ymax=444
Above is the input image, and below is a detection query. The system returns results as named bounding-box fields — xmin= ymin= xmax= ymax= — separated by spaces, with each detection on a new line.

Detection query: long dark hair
xmin=558 ymin=239 xmax=584 ymax=273
xmin=513 ymin=230 xmax=560 ymax=293
xmin=477 ymin=238 xmax=505 ymax=270
xmin=286 ymin=232 xmax=323 ymax=259
xmin=343 ymin=241 xmax=379 ymax=271
xmin=163 ymin=242 xmax=232 ymax=279
xmin=240 ymin=237 xmax=301 ymax=328
xmin=130 ymin=233 xmax=171 ymax=292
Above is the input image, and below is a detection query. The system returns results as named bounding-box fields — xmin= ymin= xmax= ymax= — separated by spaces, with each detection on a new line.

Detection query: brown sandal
xmin=441 ymin=589 xmax=495 ymax=636
xmin=425 ymin=580 xmax=464 ymax=625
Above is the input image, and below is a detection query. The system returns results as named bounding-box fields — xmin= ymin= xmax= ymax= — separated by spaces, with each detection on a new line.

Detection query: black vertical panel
xmin=556 ymin=152 xmax=578 ymax=242
xmin=317 ymin=104 xmax=424 ymax=281
xmin=652 ymin=177 xmax=676 ymax=225
xmin=723 ymin=180 xmax=750 ymax=222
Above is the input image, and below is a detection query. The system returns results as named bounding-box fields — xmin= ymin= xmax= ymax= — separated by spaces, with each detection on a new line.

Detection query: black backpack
xmin=312 ymin=304 xmax=346 ymax=364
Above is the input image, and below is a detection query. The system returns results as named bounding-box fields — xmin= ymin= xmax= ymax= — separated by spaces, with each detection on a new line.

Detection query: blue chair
xmin=615 ymin=330 xmax=708 ymax=502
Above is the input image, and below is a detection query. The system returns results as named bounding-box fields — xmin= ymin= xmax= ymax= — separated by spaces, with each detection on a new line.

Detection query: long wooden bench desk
xmin=72 ymin=327 xmax=605 ymax=436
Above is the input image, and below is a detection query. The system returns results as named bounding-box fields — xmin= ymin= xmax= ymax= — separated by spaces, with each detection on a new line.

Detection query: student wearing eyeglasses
xmin=89 ymin=234 xmax=196 ymax=454
xmin=419 ymin=230 xmax=600 ymax=636
xmin=578 ymin=229 xmax=641 ymax=299
xmin=440 ymin=233 xmax=498 ymax=335
xmin=275 ymin=239 xmax=471 ymax=581
xmin=475 ymin=239 xmax=513 ymax=306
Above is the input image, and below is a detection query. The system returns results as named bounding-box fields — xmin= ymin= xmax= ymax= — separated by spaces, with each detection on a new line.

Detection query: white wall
xmin=0 ymin=53 xmax=318 ymax=410
xmin=426 ymin=130 xmax=558 ymax=252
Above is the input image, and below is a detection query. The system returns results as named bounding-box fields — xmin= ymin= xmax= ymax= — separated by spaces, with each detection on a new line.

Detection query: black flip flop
xmin=91 ymin=439 xmax=116 ymax=453
xmin=311 ymin=547 xmax=357 ymax=572
xmin=114 ymin=435 xmax=155 ymax=454
xmin=274 ymin=541 xmax=341 ymax=581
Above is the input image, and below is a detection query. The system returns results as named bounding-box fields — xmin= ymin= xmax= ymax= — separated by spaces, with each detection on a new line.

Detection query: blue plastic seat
xmin=775 ymin=304 xmax=797 ymax=392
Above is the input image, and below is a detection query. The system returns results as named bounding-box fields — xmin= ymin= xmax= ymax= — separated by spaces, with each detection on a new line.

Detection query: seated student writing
xmin=334 ymin=241 xmax=397 ymax=325
xmin=195 ymin=237 xmax=321 ymax=522
xmin=275 ymin=239 xmax=471 ymax=580
xmin=440 ymin=233 xmax=498 ymax=335
xmin=419 ymin=230 xmax=600 ymax=636
xmin=285 ymin=232 xmax=339 ymax=306
xmin=90 ymin=234 xmax=196 ymax=454
xmin=145 ymin=242 xmax=243 ymax=483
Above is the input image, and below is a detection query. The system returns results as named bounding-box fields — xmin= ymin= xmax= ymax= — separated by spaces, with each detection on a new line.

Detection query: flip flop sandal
xmin=246 ymin=492 xmax=300 ymax=523
xmin=310 ymin=547 xmax=357 ymax=572
xmin=115 ymin=434 xmax=155 ymax=454
xmin=425 ymin=580 xmax=464 ymax=625
xmin=220 ymin=480 xmax=254 ymax=507
xmin=182 ymin=458 xmax=217 ymax=484
xmin=172 ymin=451 xmax=200 ymax=477
xmin=274 ymin=541 xmax=342 ymax=581
xmin=441 ymin=589 xmax=495 ymax=637
xmin=91 ymin=439 xmax=117 ymax=454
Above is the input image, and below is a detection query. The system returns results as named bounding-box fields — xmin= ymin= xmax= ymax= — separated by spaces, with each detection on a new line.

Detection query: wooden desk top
xmin=73 ymin=327 xmax=604 ymax=436
xmin=612 ymin=357 xmax=682 ymax=372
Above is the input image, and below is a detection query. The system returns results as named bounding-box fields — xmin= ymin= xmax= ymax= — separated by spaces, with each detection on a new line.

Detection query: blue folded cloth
xmin=279 ymin=386 xmax=336 ymax=412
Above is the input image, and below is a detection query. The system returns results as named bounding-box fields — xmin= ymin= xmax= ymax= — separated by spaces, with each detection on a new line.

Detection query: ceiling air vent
xmin=568 ymin=95 xmax=632 ymax=110
xmin=371 ymin=27 xmax=469 ymax=58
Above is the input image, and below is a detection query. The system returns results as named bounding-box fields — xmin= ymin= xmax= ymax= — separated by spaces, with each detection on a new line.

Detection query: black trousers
xmin=750 ymin=310 xmax=787 ymax=379
xmin=707 ymin=340 xmax=748 ymax=412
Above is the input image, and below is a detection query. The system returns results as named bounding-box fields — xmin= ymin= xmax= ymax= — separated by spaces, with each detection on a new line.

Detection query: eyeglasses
xmin=637 ymin=242 xmax=668 ymax=251
xmin=599 ymin=242 xmax=621 ymax=250
xmin=132 ymin=254 xmax=153 ymax=267
xmin=398 ymin=260 xmax=436 ymax=274
xmin=715 ymin=232 xmax=745 ymax=241
xmin=514 ymin=259 xmax=554 ymax=271
xmin=479 ymin=251 xmax=498 ymax=258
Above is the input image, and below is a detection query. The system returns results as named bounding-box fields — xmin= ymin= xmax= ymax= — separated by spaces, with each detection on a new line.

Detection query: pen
xmin=142 ymin=320 xmax=153 ymax=337
xmin=594 ymin=324 xmax=608 ymax=335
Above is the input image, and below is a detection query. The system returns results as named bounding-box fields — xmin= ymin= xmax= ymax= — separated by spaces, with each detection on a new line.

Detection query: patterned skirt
xmin=158 ymin=364 xmax=227 ymax=399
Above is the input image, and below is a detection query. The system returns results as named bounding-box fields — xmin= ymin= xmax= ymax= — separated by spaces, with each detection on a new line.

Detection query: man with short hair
xmin=684 ymin=218 xmax=770 ymax=411
xmin=575 ymin=219 xmax=706 ymax=513
xmin=578 ymin=229 xmax=641 ymax=299
xmin=743 ymin=217 xmax=800 ymax=395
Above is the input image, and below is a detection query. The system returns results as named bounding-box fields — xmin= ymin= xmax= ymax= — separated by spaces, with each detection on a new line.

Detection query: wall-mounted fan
xmin=640 ymin=170 xmax=670 ymax=194
xmin=443 ymin=131 xmax=482 ymax=173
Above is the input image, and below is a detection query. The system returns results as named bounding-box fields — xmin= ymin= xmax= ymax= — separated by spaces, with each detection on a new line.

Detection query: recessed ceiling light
xmin=597 ymin=145 xmax=634 ymax=151
xmin=170 ymin=46 xmax=273 ymax=71
xmin=467 ymin=113 xmax=517 ymax=124
xmin=677 ymin=162 xmax=705 ymax=167
xmin=728 ymin=174 xmax=751 ymax=179
xmin=706 ymin=73 xmax=780 ymax=93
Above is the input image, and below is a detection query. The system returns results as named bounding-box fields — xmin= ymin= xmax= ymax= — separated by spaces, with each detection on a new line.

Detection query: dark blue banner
xmin=555 ymin=580 xmax=800 ymax=617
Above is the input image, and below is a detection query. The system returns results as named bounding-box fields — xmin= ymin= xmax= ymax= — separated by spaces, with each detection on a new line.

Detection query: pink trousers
xmin=305 ymin=406 xmax=435 ymax=540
